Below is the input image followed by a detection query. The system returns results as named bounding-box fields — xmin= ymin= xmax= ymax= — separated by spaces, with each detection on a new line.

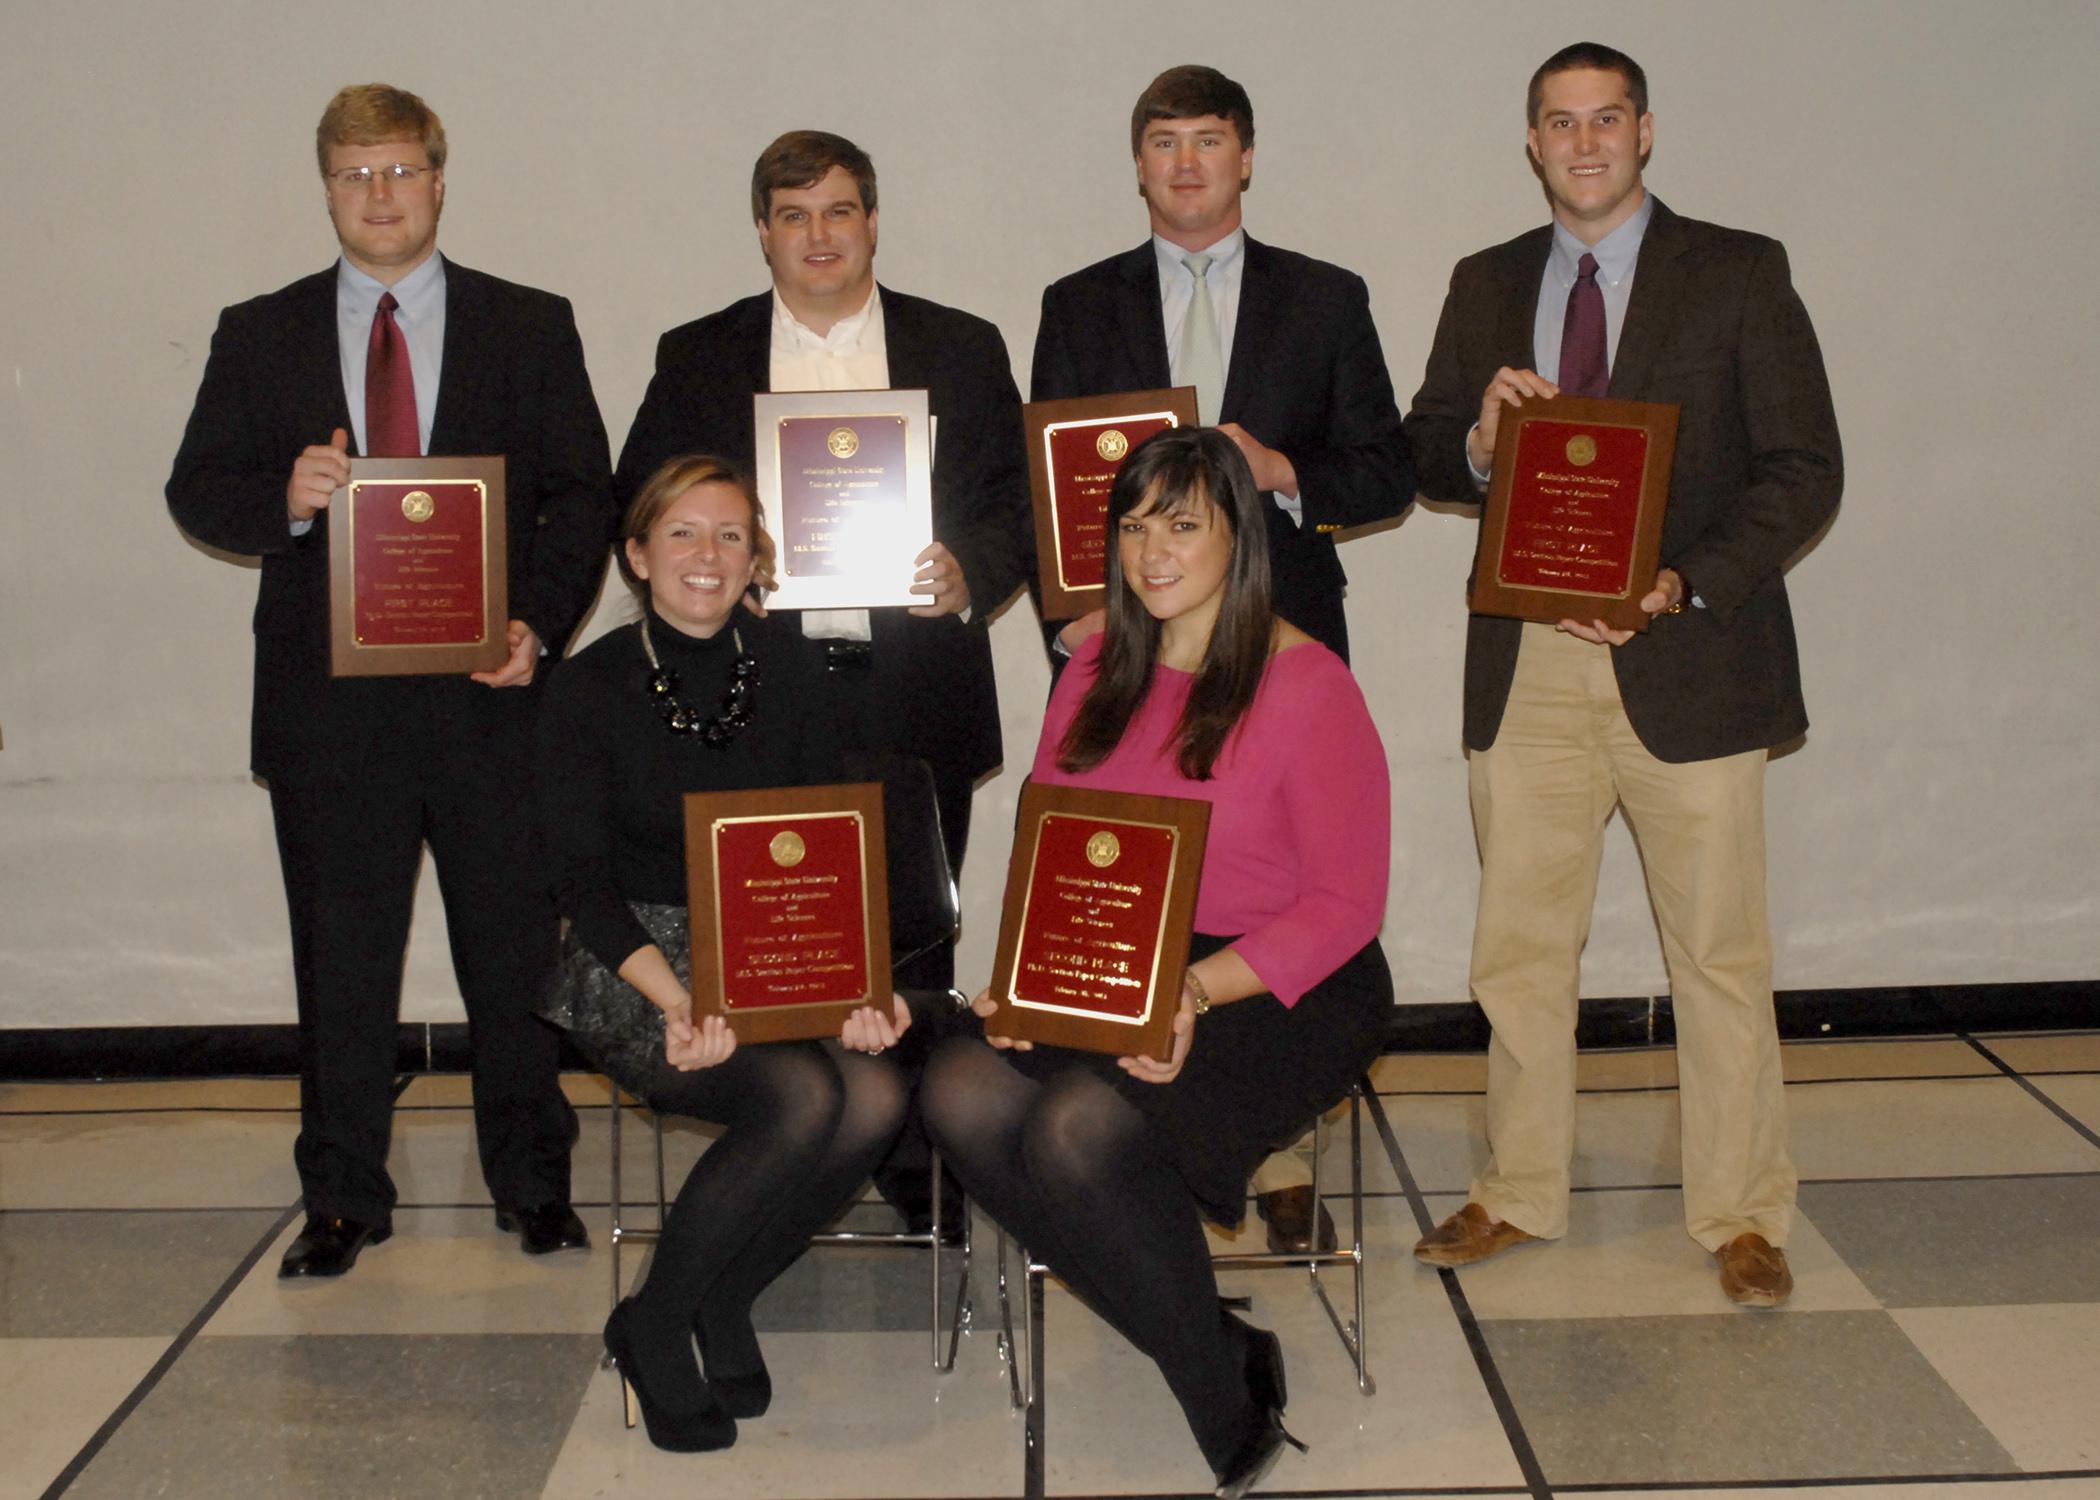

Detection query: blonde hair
xmin=617 ymin=456 xmax=778 ymax=609
xmin=316 ymin=84 xmax=447 ymax=175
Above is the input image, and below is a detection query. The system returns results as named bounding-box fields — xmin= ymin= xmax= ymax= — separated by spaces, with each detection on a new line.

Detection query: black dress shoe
xmin=495 ymin=1202 xmax=591 ymax=1255
xmin=1256 ymin=1185 xmax=1337 ymax=1256
xmin=1212 ymin=1409 xmax=1307 ymax=1500
xmin=279 ymin=1214 xmax=392 ymax=1279
xmin=605 ymin=1298 xmax=736 ymax=1453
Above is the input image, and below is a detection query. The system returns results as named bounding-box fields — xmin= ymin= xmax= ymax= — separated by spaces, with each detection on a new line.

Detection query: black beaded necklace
xmin=639 ymin=616 xmax=759 ymax=747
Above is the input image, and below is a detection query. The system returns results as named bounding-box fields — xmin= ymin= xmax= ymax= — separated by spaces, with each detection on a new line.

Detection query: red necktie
xmin=1558 ymin=252 xmax=1608 ymax=398
xmin=365 ymin=292 xmax=420 ymax=456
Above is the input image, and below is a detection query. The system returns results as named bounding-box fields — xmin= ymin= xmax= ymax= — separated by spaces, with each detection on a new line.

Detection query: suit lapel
xmin=1221 ymin=235 xmax=1281 ymax=421
xmin=879 ymin=286 xmax=926 ymax=389
xmin=428 ymin=257 xmax=481 ymax=452
xmin=1501 ymin=228 xmax=1552 ymax=371
xmin=1111 ymin=245 xmax=1172 ymax=390
xmin=732 ymin=292 xmax=774 ymax=395
xmin=293 ymin=269 xmax=356 ymax=450
xmin=1609 ymin=199 xmax=1686 ymax=399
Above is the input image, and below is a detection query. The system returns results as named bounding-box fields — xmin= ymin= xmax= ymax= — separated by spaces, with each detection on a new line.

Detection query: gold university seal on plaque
xmin=826 ymin=427 xmax=860 ymax=459
xmin=1084 ymin=830 xmax=1121 ymax=868
xmin=1095 ymin=428 xmax=1130 ymax=462
xmin=1565 ymin=435 xmax=1598 ymax=467
xmin=400 ymin=490 xmax=436 ymax=523
xmin=769 ymin=830 xmax=807 ymax=868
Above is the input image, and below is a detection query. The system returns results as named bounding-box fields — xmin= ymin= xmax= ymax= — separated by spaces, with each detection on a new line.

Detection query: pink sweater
xmin=1031 ymin=636 xmax=1389 ymax=1006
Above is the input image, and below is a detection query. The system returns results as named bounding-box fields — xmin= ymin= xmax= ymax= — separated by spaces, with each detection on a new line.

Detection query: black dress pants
xmin=268 ymin=680 xmax=576 ymax=1221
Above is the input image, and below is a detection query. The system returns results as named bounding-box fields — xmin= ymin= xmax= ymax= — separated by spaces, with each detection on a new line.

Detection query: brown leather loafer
xmin=1412 ymin=1202 xmax=1539 ymax=1266
xmin=1255 ymin=1186 xmax=1337 ymax=1255
xmin=1715 ymin=1232 xmax=1793 ymax=1307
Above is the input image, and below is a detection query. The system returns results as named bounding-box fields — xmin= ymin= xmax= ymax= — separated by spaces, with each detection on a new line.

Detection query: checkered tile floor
xmin=5 ymin=1032 xmax=2098 ymax=1499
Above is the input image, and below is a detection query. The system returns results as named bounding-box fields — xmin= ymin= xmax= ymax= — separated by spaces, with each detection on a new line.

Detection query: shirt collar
xmin=1548 ymin=194 xmax=1653 ymax=289
xmin=1152 ymin=225 xmax=1246 ymax=278
xmin=771 ymin=282 xmax=882 ymax=355
xmin=336 ymin=249 xmax=446 ymax=313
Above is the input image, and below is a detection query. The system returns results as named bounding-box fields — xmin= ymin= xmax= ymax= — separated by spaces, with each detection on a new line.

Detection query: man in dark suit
xmin=1030 ymin=65 xmax=1414 ymax=1257
xmin=616 ymin=131 xmax=1029 ymax=1234
xmin=1403 ymin=43 xmax=1842 ymax=1306
xmin=616 ymin=130 xmax=1030 ymax=953
xmin=168 ymin=84 xmax=612 ymax=1276
xmin=1030 ymin=64 xmax=1415 ymax=663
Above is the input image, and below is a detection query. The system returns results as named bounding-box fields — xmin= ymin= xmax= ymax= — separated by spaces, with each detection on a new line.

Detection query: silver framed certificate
xmin=753 ymin=389 xmax=934 ymax=610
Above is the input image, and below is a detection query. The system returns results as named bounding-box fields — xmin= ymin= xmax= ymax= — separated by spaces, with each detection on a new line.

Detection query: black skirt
xmin=1008 ymin=934 xmax=1392 ymax=1226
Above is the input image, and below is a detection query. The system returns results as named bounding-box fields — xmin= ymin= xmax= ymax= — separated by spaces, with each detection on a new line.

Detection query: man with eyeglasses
xmin=168 ymin=84 xmax=615 ymax=1278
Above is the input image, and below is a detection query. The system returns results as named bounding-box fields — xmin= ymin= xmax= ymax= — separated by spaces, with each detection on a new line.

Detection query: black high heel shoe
xmin=692 ymin=1308 xmax=773 ymax=1419
xmin=605 ymin=1299 xmax=737 ymax=1453
xmin=1212 ymin=1408 xmax=1308 ymax=1499
xmin=1242 ymin=1324 xmax=1287 ymax=1414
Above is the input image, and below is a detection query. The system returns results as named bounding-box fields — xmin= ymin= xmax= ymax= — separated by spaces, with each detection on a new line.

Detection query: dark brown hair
xmin=616 ymin=455 xmax=776 ymax=611
xmin=1129 ymin=65 xmax=1255 ymax=157
xmin=750 ymin=130 xmax=877 ymax=223
xmin=1057 ymin=427 xmax=1273 ymax=781
xmin=1526 ymin=42 xmax=1648 ymax=125
xmin=316 ymin=84 xmax=446 ymax=175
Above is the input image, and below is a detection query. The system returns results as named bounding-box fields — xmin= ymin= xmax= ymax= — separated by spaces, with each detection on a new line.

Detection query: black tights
xmin=632 ymin=1040 xmax=908 ymax=1381
xmin=920 ymin=1036 xmax=1261 ymax=1471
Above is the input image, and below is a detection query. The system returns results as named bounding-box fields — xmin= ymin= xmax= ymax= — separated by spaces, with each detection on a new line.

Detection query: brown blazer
xmin=1404 ymin=199 xmax=1843 ymax=762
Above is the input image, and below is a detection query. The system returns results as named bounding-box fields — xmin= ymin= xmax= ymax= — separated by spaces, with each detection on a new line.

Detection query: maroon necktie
xmin=365 ymin=292 xmax=420 ymax=456
xmin=1558 ymin=252 xmax=1608 ymax=398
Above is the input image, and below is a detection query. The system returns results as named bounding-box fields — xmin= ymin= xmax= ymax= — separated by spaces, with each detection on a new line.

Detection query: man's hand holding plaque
xmin=327 ymin=455 xmax=510 ymax=676
xmin=684 ymin=783 xmax=894 ymax=1044
xmin=1471 ymin=391 xmax=1679 ymax=635
xmin=981 ymin=781 xmax=1210 ymax=1061
xmin=1023 ymin=388 xmax=1198 ymax=618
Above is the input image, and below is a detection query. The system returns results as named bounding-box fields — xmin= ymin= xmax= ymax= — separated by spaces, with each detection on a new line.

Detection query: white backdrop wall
xmin=2 ymin=1 xmax=2095 ymax=1029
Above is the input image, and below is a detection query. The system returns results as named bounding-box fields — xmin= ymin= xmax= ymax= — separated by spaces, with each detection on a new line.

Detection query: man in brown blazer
xmin=1403 ymin=42 xmax=1841 ymax=1306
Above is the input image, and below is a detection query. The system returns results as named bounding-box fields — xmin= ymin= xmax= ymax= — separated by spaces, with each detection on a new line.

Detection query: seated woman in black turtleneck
xmin=534 ymin=454 xmax=913 ymax=1453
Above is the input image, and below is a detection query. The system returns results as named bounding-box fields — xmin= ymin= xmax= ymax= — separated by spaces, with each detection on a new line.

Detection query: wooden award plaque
xmin=328 ymin=455 xmax=509 ymax=676
xmin=1472 ymin=395 xmax=1679 ymax=632
xmin=684 ymin=782 xmax=892 ymax=1044
xmin=985 ymin=780 xmax=1210 ymax=1059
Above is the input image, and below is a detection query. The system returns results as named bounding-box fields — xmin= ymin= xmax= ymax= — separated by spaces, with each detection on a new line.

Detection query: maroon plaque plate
xmin=754 ymin=390 xmax=932 ymax=611
xmin=685 ymin=783 xmax=892 ymax=1044
xmin=985 ymin=780 xmax=1210 ymax=1059
xmin=1472 ymin=395 xmax=1678 ymax=632
xmin=328 ymin=456 xmax=508 ymax=676
xmin=1024 ymin=388 xmax=1199 ymax=618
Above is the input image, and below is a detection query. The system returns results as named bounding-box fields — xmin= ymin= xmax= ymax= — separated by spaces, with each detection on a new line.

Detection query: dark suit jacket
xmin=614 ymin=286 xmax=1030 ymax=786
xmin=167 ymin=258 xmax=615 ymax=780
xmin=1030 ymin=236 xmax=1415 ymax=658
xmin=1404 ymin=200 xmax=1843 ymax=762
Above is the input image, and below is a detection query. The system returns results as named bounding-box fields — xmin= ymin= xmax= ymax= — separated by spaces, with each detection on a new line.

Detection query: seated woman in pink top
xmin=921 ymin=427 xmax=1391 ymax=1500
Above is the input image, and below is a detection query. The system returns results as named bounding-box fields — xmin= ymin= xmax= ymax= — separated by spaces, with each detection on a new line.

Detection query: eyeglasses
xmin=325 ymin=163 xmax=436 ymax=188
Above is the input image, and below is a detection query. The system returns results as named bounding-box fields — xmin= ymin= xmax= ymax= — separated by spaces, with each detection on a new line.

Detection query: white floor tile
xmin=0 ymin=1337 xmax=164 ymax=1500
xmin=1789 ymin=1076 xmax=2100 ymax=1181
xmin=1895 ymin=1303 xmax=2100 ymax=1471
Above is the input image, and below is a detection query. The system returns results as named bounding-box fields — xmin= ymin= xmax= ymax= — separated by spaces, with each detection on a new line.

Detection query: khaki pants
xmin=1467 ymin=624 xmax=1795 ymax=1251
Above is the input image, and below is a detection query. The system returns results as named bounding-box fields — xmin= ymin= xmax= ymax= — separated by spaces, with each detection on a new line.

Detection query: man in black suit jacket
xmin=1403 ymin=44 xmax=1842 ymax=1306
xmin=168 ymin=85 xmax=613 ymax=1276
xmin=1029 ymin=65 xmax=1415 ymax=663
xmin=615 ymin=131 xmax=1030 ymax=925
xmin=1030 ymin=66 xmax=1415 ymax=1257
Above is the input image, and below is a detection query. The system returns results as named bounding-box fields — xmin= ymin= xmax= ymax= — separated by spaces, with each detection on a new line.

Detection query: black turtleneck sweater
xmin=536 ymin=602 xmax=844 ymax=971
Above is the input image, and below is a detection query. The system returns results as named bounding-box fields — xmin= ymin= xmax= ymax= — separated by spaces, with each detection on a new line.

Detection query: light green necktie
xmin=1179 ymin=252 xmax=1224 ymax=425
